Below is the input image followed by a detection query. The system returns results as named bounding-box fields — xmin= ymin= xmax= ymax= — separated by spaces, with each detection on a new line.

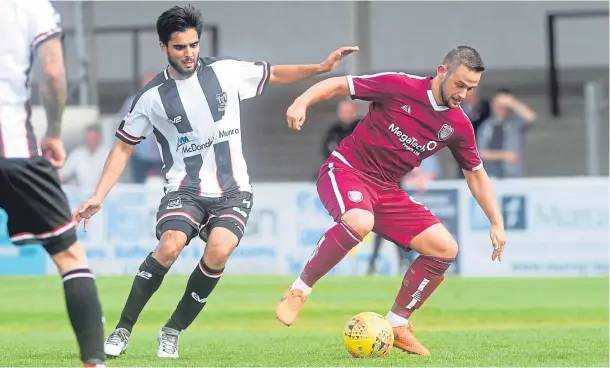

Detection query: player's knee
xmin=411 ymin=224 xmax=459 ymax=259
xmin=440 ymin=240 xmax=459 ymax=259
xmin=154 ymin=230 xmax=188 ymax=267
xmin=203 ymin=228 xmax=239 ymax=269
xmin=203 ymin=242 xmax=236 ymax=269
xmin=341 ymin=209 xmax=374 ymax=239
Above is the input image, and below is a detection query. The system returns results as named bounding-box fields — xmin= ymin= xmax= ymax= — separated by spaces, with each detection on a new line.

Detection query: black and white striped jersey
xmin=116 ymin=57 xmax=271 ymax=197
xmin=0 ymin=0 xmax=62 ymax=158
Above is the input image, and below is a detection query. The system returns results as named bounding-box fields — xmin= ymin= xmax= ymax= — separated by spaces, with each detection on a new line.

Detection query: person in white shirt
xmin=61 ymin=125 xmax=109 ymax=188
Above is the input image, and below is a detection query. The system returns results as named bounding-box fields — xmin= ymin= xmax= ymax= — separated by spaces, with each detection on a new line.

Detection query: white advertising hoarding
xmin=1 ymin=178 xmax=607 ymax=277
xmin=458 ymin=178 xmax=609 ymax=277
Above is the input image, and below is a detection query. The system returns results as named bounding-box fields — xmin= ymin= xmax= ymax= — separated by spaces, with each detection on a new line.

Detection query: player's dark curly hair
xmin=156 ymin=5 xmax=204 ymax=46
xmin=443 ymin=46 xmax=485 ymax=73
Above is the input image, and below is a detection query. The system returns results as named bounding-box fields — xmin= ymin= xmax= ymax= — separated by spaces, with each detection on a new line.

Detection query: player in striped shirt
xmin=73 ymin=5 xmax=357 ymax=359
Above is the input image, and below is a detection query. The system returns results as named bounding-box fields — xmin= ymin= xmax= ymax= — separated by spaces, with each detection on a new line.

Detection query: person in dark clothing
xmin=456 ymin=87 xmax=490 ymax=178
xmin=321 ymin=100 xmax=360 ymax=160
xmin=462 ymin=87 xmax=491 ymax=134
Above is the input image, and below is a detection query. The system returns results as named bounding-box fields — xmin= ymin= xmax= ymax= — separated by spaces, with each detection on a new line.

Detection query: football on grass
xmin=342 ymin=312 xmax=394 ymax=358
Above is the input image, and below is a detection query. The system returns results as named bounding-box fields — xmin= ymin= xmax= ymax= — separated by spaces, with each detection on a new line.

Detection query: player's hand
xmin=41 ymin=136 xmax=66 ymax=168
xmin=73 ymin=197 xmax=103 ymax=232
xmin=320 ymin=46 xmax=359 ymax=73
xmin=287 ymin=101 xmax=308 ymax=131
xmin=490 ymin=224 xmax=507 ymax=262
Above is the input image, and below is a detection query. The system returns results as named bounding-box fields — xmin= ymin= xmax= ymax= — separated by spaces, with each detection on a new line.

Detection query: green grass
xmin=0 ymin=276 xmax=607 ymax=367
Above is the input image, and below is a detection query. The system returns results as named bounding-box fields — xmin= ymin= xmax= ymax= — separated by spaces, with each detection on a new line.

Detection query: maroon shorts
xmin=316 ymin=159 xmax=440 ymax=249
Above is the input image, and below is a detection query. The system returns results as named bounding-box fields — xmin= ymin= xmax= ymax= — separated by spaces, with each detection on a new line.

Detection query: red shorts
xmin=316 ymin=159 xmax=440 ymax=249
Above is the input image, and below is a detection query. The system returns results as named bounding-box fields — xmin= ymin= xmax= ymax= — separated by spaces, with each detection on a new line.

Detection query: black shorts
xmin=0 ymin=157 xmax=77 ymax=255
xmin=155 ymin=190 xmax=253 ymax=245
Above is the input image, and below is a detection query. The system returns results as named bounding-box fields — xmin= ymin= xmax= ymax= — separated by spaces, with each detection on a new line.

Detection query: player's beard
xmin=167 ymin=53 xmax=198 ymax=77
xmin=439 ymin=79 xmax=450 ymax=107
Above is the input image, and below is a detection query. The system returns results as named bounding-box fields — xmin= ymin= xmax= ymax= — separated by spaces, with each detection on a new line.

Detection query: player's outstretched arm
xmin=73 ymin=140 xmax=134 ymax=230
xmin=286 ymin=77 xmax=351 ymax=131
xmin=462 ymin=168 xmax=507 ymax=262
xmin=269 ymin=46 xmax=358 ymax=85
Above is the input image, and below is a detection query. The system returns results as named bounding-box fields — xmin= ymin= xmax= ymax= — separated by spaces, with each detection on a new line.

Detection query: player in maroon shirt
xmin=276 ymin=46 xmax=507 ymax=356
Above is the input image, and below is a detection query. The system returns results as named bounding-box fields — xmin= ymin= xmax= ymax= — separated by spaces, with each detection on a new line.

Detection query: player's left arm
xmin=450 ymin=121 xmax=507 ymax=261
xmin=269 ymin=46 xmax=359 ymax=85
xmin=236 ymin=47 xmax=358 ymax=101
xmin=463 ymin=168 xmax=507 ymax=262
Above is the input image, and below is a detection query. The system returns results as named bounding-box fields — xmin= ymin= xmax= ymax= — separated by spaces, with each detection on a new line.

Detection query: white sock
xmin=386 ymin=310 xmax=408 ymax=327
xmin=290 ymin=277 xmax=312 ymax=296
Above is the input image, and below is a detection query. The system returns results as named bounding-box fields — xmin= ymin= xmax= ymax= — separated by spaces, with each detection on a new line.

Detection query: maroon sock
xmin=391 ymin=255 xmax=454 ymax=319
xmin=300 ymin=221 xmax=363 ymax=287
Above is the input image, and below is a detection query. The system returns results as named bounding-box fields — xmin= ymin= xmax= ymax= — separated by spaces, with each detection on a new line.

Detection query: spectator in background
xmin=61 ymin=124 xmax=109 ymax=188
xmin=117 ymin=73 xmax=163 ymax=183
xmin=456 ymin=87 xmax=491 ymax=178
xmin=321 ymin=99 xmax=360 ymax=160
xmin=476 ymin=89 xmax=536 ymax=178
xmin=461 ymin=87 xmax=491 ymax=135
xmin=368 ymin=156 xmax=443 ymax=275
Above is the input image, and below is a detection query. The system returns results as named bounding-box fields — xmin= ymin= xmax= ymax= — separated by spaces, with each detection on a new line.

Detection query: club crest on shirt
xmin=348 ymin=191 xmax=363 ymax=203
xmin=166 ymin=197 xmax=182 ymax=210
xmin=437 ymin=124 xmax=454 ymax=141
xmin=216 ymin=92 xmax=227 ymax=112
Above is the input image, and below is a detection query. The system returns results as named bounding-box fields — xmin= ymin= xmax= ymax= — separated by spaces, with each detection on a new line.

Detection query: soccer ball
xmin=342 ymin=312 xmax=394 ymax=358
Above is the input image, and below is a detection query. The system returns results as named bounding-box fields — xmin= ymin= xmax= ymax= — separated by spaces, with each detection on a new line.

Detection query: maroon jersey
xmin=331 ymin=73 xmax=483 ymax=183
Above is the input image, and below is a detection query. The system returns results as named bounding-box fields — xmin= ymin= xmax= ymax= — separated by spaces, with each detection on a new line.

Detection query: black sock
xmin=62 ymin=268 xmax=105 ymax=365
xmin=165 ymin=259 xmax=223 ymax=331
xmin=117 ymin=253 xmax=169 ymax=332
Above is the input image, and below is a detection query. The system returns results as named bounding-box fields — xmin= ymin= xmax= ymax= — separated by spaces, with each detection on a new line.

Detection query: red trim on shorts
xmin=10 ymin=220 xmax=74 ymax=242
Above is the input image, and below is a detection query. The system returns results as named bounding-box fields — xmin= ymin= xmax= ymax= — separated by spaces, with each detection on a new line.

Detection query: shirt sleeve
xmin=346 ymin=72 xmax=406 ymax=102
xmin=235 ymin=60 xmax=272 ymax=101
xmin=115 ymin=95 xmax=153 ymax=145
xmin=26 ymin=0 xmax=62 ymax=50
xmin=449 ymin=119 xmax=483 ymax=172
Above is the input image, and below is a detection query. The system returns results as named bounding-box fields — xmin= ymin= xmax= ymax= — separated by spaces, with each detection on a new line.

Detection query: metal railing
xmin=61 ymin=25 xmax=218 ymax=105
xmin=546 ymin=9 xmax=609 ymax=117
xmin=584 ymin=80 xmax=609 ymax=176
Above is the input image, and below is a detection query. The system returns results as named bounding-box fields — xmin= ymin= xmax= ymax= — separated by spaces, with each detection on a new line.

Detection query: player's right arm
xmin=28 ymin=0 xmax=66 ymax=166
xmin=74 ymin=97 xmax=152 ymax=230
xmin=286 ymin=77 xmax=350 ymax=130
xmin=287 ymin=73 xmax=404 ymax=130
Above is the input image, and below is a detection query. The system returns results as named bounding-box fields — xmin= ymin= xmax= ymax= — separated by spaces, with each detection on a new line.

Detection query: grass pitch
xmin=0 ymin=275 xmax=607 ymax=367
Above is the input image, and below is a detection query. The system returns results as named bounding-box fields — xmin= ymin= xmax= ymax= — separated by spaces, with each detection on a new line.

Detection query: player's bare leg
xmin=159 ymin=227 xmax=238 ymax=358
xmin=52 ymin=241 xmax=105 ymax=367
xmin=276 ymin=209 xmax=373 ymax=326
xmin=105 ymin=230 xmax=186 ymax=358
xmin=386 ymin=223 xmax=458 ymax=356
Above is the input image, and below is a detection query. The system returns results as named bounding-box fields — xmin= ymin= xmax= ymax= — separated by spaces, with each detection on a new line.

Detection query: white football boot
xmin=157 ymin=327 xmax=180 ymax=358
xmin=104 ymin=328 xmax=130 ymax=358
